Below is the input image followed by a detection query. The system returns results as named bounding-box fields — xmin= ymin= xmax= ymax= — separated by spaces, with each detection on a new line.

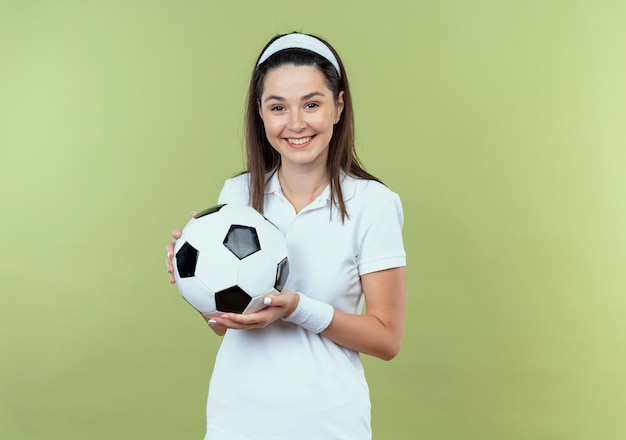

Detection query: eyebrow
xmin=262 ymin=91 xmax=326 ymax=104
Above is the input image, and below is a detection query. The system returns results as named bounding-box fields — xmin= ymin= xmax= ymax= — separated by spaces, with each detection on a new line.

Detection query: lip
xmin=285 ymin=135 xmax=314 ymax=149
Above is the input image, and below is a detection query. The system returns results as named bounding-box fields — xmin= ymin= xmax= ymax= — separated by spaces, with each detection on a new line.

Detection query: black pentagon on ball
xmin=195 ymin=204 xmax=225 ymax=218
xmin=215 ymin=286 xmax=252 ymax=313
xmin=176 ymin=241 xmax=198 ymax=278
xmin=275 ymin=257 xmax=289 ymax=291
xmin=223 ymin=225 xmax=261 ymax=260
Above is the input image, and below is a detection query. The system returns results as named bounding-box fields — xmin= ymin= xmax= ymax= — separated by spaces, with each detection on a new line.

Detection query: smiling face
xmin=258 ymin=65 xmax=344 ymax=171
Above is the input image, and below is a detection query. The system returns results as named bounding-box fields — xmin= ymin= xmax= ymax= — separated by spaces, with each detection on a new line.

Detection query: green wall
xmin=1 ymin=1 xmax=625 ymax=438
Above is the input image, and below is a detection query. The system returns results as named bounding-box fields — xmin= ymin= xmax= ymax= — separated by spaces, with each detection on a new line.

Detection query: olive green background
xmin=1 ymin=1 xmax=625 ymax=439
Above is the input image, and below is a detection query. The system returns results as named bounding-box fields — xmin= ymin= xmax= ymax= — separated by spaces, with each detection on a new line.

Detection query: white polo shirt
xmin=204 ymin=171 xmax=406 ymax=440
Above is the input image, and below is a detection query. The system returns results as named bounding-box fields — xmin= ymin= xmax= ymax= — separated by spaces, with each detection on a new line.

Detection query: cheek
xmin=317 ymin=113 xmax=338 ymax=132
xmin=261 ymin=121 xmax=284 ymax=149
xmin=261 ymin=119 xmax=280 ymax=137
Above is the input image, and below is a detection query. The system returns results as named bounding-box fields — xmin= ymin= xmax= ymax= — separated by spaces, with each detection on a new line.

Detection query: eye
xmin=305 ymin=102 xmax=319 ymax=110
xmin=270 ymin=105 xmax=285 ymax=112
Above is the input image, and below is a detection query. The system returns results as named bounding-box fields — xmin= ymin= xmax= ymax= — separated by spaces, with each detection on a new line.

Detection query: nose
xmin=288 ymin=109 xmax=306 ymax=132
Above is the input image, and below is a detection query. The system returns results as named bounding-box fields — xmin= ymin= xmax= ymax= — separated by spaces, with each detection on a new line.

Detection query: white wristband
xmin=282 ymin=293 xmax=334 ymax=334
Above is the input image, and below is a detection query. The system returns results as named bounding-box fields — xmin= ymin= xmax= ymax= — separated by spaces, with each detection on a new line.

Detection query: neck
xmin=278 ymin=164 xmax=329 ymax=214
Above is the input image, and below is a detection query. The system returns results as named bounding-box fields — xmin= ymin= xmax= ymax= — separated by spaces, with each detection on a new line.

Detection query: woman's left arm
xmin=321 ymin=266 xmax=406 ymax=361
xmin=213 ymin=266 xmax=406 ymax=361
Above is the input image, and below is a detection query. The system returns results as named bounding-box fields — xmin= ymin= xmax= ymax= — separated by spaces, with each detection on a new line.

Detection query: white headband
xmin=257 ymin=33 xmax=341 ymax=77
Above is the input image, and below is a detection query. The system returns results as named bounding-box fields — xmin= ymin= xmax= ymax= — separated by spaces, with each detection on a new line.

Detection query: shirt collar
xmin=264 ymin=169 xmax=358 ymax=202
xmin=265 ymin=169 xmax=282 ymax=195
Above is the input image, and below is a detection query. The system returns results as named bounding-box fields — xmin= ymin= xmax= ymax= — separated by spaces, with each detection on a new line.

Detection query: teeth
xmin=288 ymin=137 xmax=311 ymax=145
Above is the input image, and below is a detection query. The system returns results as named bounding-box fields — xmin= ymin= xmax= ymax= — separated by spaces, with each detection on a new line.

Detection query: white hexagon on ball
xmin=254 ymin=220 xmax=288 ymax=263
xmin=183 ymin=219 xmax=230 ymax=253
xmin=176 ymin=276 xmax=217 ymax=315
xmin=195 ymin=246 xmax=241 ymax=294
xmin=237 ymin=251 xmax=281 ymax=298
xmin=220 ymin=203 xmax=265 ymax=228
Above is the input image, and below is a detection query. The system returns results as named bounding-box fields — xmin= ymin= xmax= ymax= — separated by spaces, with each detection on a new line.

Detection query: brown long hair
xmin=244 ymin=32 xmax=380 ymax=221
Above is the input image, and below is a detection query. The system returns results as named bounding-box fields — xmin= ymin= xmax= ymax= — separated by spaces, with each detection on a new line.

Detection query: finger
xmin=172 ymin=229 xmax=182 ymax=239
xmin=190 ymin=211 xmax=197 ymax=218
xmin=218 ymin=312 xmax=270 ymax=329
xmin=219 ymin=313 xmax=257 ymax=325
xmin=165 ymin=243 xmax=177 ymax=283
xmin=209 ymin=324 xmax=227 ymax=336
xmin=166 ymin=260 xmax=176 ymax=283
xmin=262 ymin=293 xmax=289 ymax=308
xmin=204 ymin=316 xmax=227 ymax=336
xmin=165 ymin=246 xmax=174 ymax=269
xmin=210 ymin=315 xmax=250 ymax=330
xmin=263 ymin=290 xmax=298 ymax=317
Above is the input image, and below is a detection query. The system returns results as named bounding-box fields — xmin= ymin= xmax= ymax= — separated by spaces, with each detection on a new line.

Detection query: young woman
xmin=166 ymin=32 xmax=406 ymax=439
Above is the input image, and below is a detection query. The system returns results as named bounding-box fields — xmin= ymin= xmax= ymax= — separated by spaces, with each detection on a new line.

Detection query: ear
xmin=335 ymin=91 xmax=345 ymax=124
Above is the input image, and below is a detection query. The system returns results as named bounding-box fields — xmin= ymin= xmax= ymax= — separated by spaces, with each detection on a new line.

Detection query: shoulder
xmin=217 ymin=173 xmax=250 ymax=205
xmin=342 ymin=175 xmax=404 ymax=226
xmin=343 ymin=175 xmax=402 ymax=206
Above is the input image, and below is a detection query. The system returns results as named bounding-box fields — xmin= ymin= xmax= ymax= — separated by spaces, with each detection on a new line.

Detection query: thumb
xmin=263 ymin=291 xmax=299 ymax=316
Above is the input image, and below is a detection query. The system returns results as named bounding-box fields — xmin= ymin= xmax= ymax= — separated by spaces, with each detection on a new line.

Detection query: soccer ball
xmin=172 ymin=203 xmax=290 ymax=316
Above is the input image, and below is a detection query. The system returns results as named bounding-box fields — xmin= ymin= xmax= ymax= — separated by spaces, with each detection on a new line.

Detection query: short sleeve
xmin=217 ymin=174 xmax=250 ymax=205
xmin=357 ymin=191 xmax=406 ymax=275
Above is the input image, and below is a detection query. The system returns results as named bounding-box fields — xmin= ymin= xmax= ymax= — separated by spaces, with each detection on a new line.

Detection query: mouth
xmin=286 ymin=136 xmax=314 ymax=147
